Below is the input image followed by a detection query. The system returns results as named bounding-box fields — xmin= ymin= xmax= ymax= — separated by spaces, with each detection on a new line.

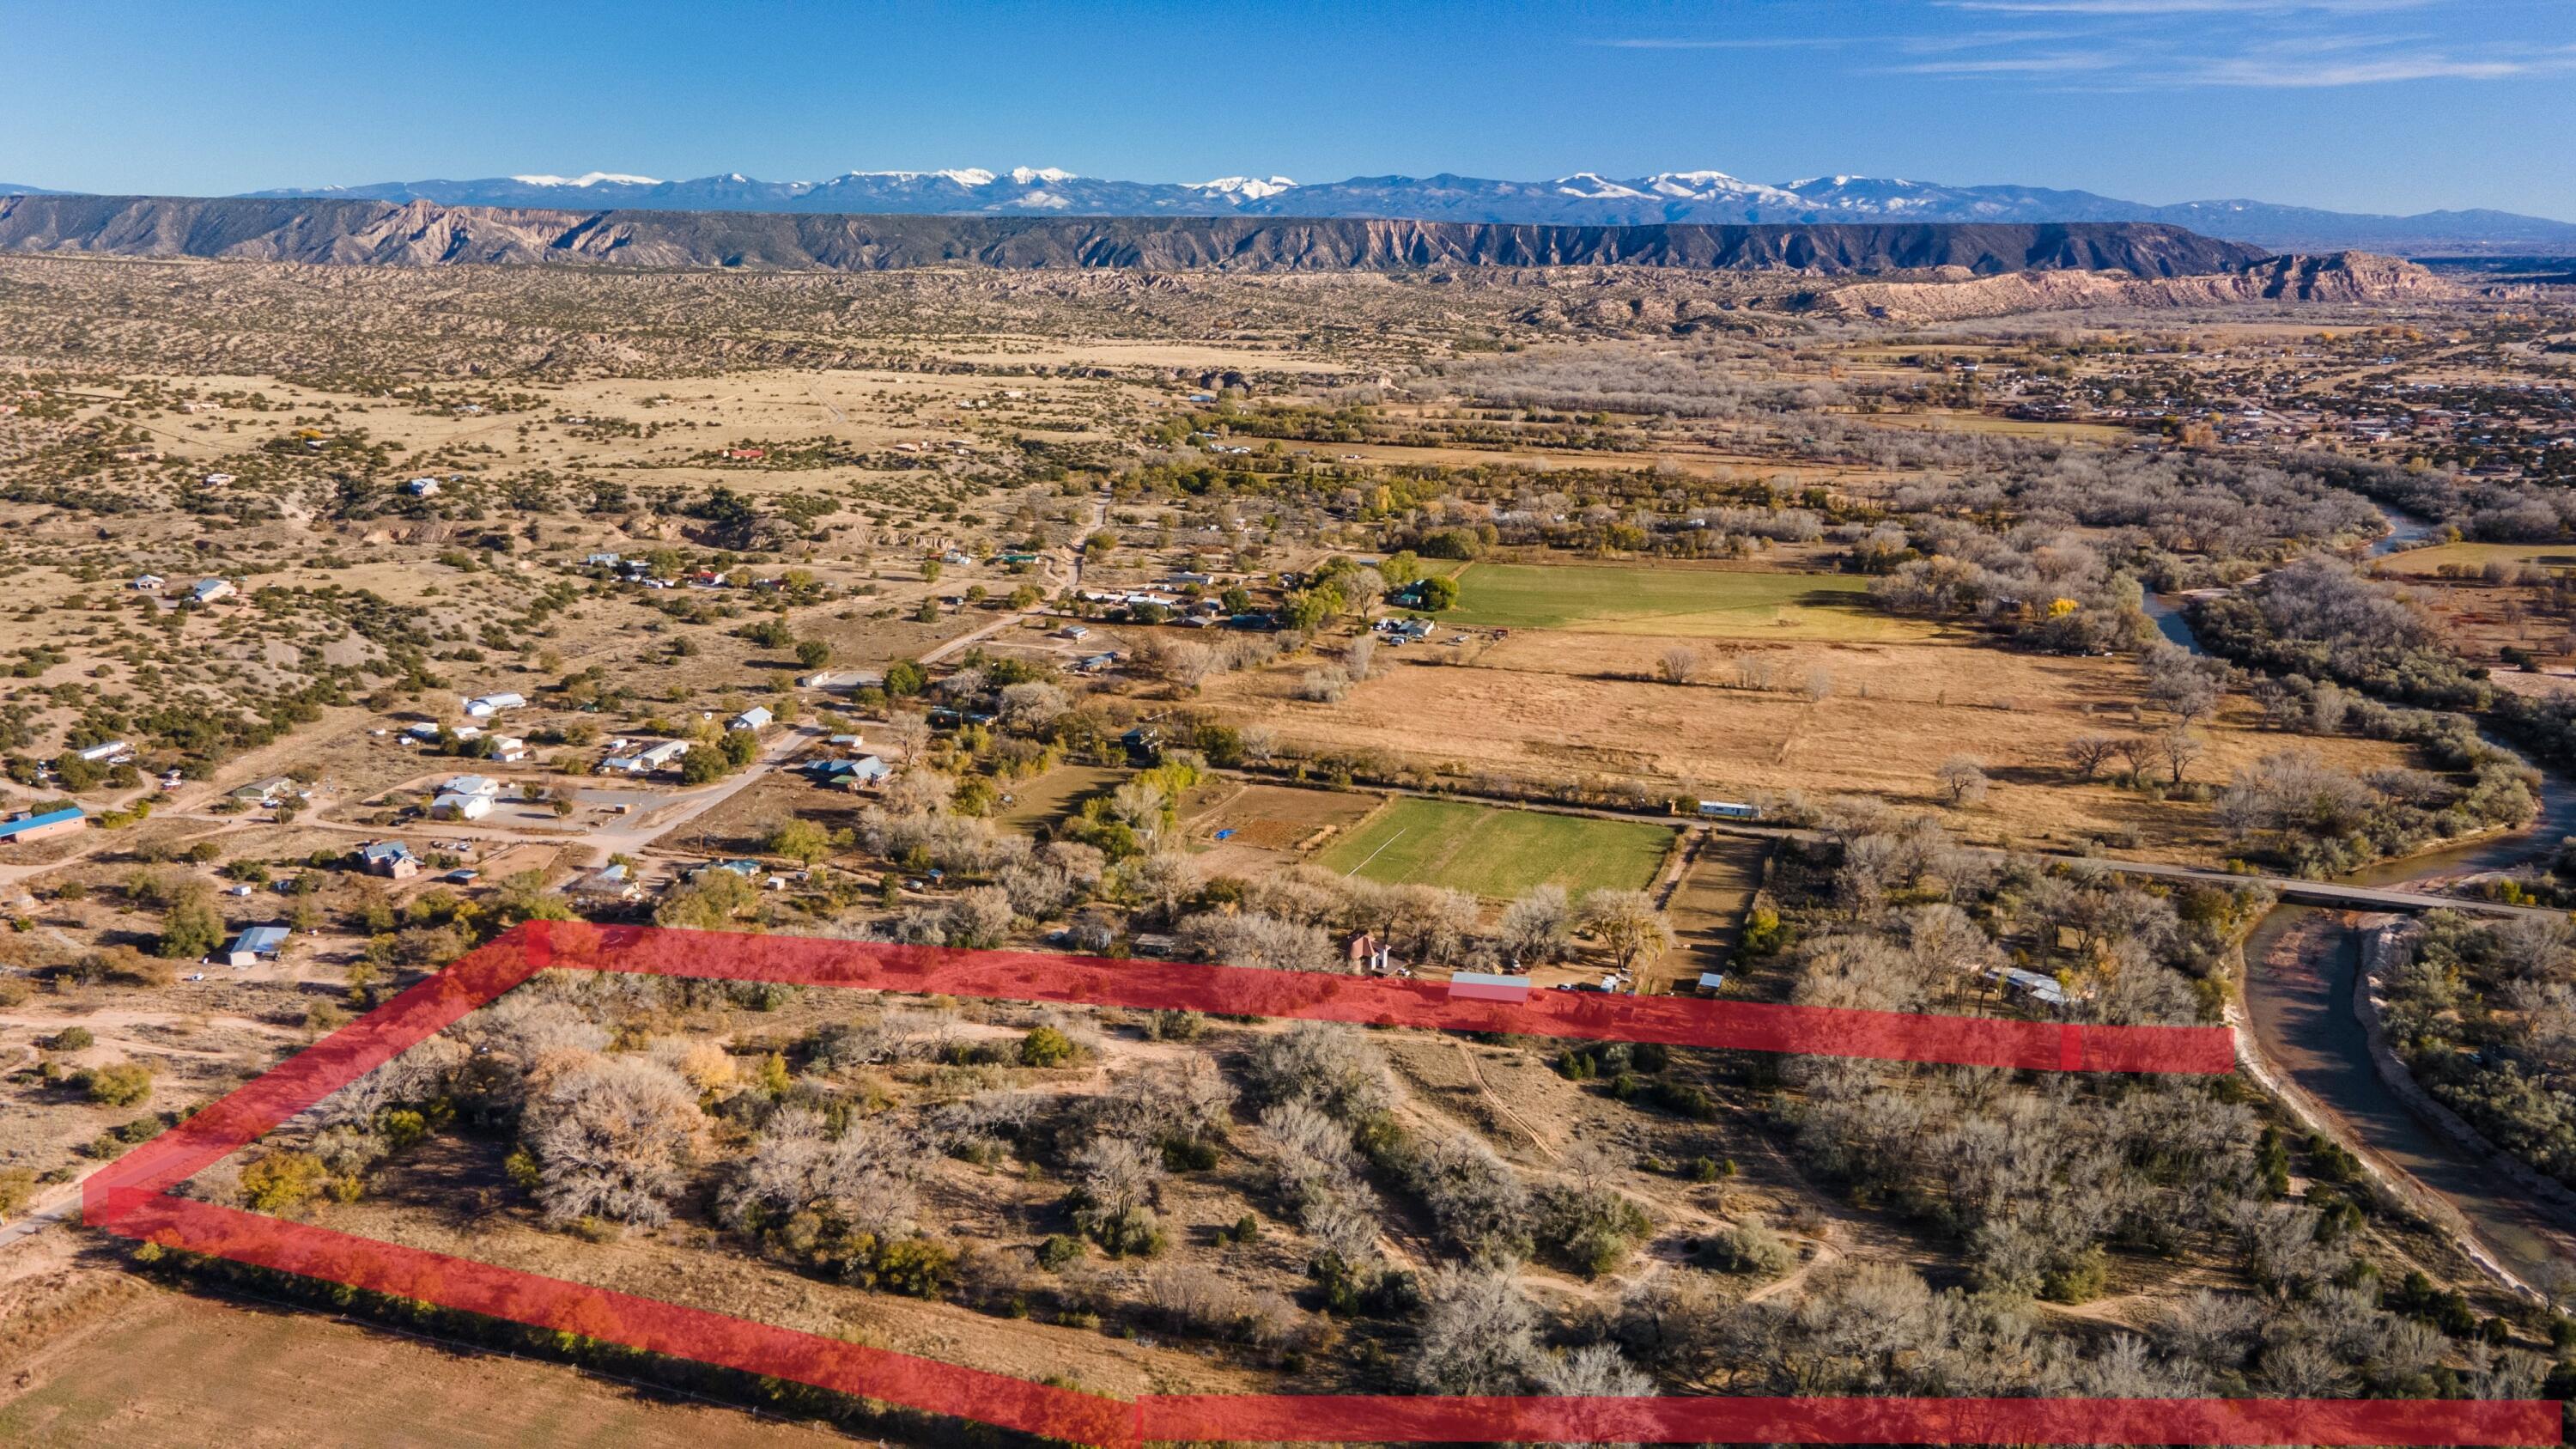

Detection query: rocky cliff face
xmin=1807 ymin=250 xmax=2459 ymax=320
xmin=0 ymin=195 xmax=2266 ymax=277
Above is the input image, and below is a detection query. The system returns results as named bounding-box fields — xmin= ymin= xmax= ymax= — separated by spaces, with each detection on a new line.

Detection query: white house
xmin=432 ymin=792 xmax=494 ymax=820
xmin=602 ymin=740 xmax=691 ymax=775
xmin=405 ymin=477 xmax=441 ymax=497
xmin=462 ymin=692 xmax=526 ymax=719
xmin=489 ymin=736 xmax=530 ymax=763
xmin=438 ymin=774 xmax=502 ymax=800
xmin=729 ymin=706 xmax=773 ymax=732
xmin=131 ymin=575 xmax=164 ymax=592
xmin=188 ymin=578 xmax=236 ymax=606
xmin=74 ymin=740 xmax=133 ymax=764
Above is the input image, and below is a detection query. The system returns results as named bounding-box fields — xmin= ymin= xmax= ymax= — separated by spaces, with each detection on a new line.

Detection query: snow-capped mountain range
xmin=68 ymin=165 xmax=2576 ymax=253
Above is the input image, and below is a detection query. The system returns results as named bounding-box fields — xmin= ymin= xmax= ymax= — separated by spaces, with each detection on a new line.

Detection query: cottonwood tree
xmin=1113 ymin=849 xmax=1197 ymax=925
xmin=2065 ymin=734 xmax=2121 ymax=780
xmin=2160 ymin=727 xmax=2206 ymax=785
xmin=1176 ymin=909 xmax=1335 ymax=972
xmin=520 ymin=1054 xmax=702 ymax=1227
xmin=1579 ymin=889 xmax=1675 ymax=975
xmin=1165 ymin=642 xmax=1222 ymax=692
xmin=2142 ymin=647 xmax=2229 ymax=725
xmin=1405 ymin=1129 xmax=1534 ymax=1263
xmin=1088 ymin=1056 xmax=1237 ymax=1149
xmin=1245 ymin=1021 xmax=1397 ymax=1121
xmin=884 ymin=709 xmax=932 ymax=761
xmin=722 ymin=1105 xmax=920 ymax=1238
xmin=1935 ymin=756 xmax=1989 ymax=806
xmin=1237 ymin=723 xmax=1279 ymax=765
xmin=1343 ymin=634 xmax=1377 ymax=682
xmin=1413 ymin=1264 xmax=1540 ymax=1394
xmin=1498 ymin=883 xmax=1573 ymax=965
xmin=998 ymin=681 xmax=1068 ymax=732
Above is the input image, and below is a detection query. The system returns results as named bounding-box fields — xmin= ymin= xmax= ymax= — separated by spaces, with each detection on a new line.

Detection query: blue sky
xmin=3 ymin=0 xmax=2572 ymax=218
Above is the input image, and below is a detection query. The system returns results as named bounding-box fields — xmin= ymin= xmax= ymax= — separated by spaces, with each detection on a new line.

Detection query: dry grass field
xmin=1205 ymin=628 xmax=2423 ymax=860
xmin=1178 ymin=782 xmax=1384 ymax=879
xmin=1660 ymin=833 xmax=1773 ymax=995
xmin=0 ymin=1284 xmax=843 ymax=1447
xmin=995 ymin=763 xmax=1130 ymax=831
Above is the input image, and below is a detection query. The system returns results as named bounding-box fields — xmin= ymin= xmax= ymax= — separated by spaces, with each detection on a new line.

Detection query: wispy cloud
xmin=1593 ymin=0 xmax=2566 ymax=93
xmin=2188 ymin=44 xmax=2576 ymax=86
xmin=1892 ymin=49 xmax=2123 ymax=74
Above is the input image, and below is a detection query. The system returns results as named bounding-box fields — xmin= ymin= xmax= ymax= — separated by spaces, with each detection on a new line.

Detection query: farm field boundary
xmin=1439 ymin=562 xmax=1903 ymax=640
xmin=1314 ymin=796 xmax=1675 ymax=898
xmin=81 ymin=923 xmax=2538 ymax=1448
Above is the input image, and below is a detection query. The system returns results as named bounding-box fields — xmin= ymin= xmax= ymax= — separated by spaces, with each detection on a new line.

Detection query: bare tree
xmin=2111 ymin=735 xmax=2160 ymax=785
xmin=1413 ymin=1264 xmax=1540 ymax=1394
xmin=2142 ymin=647 xmax=2228 ymax=726
xmin=1166 ymin=642 xmax=1222 ymax=692
xmin=1244 ymin=1021 xmax=1396 ymax=1120
xmin=884 ymin=709 xmax=932 ymax=762
xmin=721 ymin=1106 xmax=919 ymax=1237
xmin=1657 ymin=645 xmax=1704 ymax=685
xmin=1531 ymin=1342 xmax=1655 ymax=1449
xmin=520 ymin=1054 xmax=703 ymax=1227
xmin=1176 ymin=909 xmax=1337 ymax=972
xmin=1801 ymin=667 xmax=1835 ymax=703
xmin=1343 ymin=634 xmax=1377 ymax=683
xmin=998 ymin=681 xmax=1069 ymax=733
xmin=1498 ymin=883 xmax=1573 ymax=965
xmin=2065 ymin=734 xmax=2121 ymax=780
xmin=2160 ymin=727 xmax=2206 ymax=786
xmin=1114 ymin=849 xmax=1196 ymax=925
xmin=1935 ymin=755 xmax=1989 ymax=806
xmin=1238 ymin=723 xmax=1279 ymax=766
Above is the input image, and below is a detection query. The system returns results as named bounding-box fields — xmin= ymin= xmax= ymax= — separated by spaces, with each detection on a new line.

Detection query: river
xmin=2152 ymin=502 xmax=2576 ymax=1289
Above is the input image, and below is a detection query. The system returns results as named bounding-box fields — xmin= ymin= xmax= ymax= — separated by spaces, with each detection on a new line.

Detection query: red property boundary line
xmin=573 ymin=922 xmax=2235 ymax=1075
xmin=82 ymin=922 xmax=2555 ymax=1446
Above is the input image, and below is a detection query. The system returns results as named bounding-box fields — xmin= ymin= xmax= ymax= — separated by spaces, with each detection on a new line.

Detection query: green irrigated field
xmin=1439 ymin=563 xmax=1911 ymax=640
xmin=1313 ymin=797 xmax=1675 ymax=898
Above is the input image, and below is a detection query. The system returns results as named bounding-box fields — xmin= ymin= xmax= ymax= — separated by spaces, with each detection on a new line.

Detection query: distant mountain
xmin=0 ymin=196 xmax=2267 ymax=277
xmin=0 ymin=182 xmax=68 ymax=196
xmin=193 ymin=167 xmax=2576 ymax=254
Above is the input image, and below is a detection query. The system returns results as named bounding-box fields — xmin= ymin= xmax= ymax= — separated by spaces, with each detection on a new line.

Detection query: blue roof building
xmin=0 ymin=806 xmax=85 ymax=843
